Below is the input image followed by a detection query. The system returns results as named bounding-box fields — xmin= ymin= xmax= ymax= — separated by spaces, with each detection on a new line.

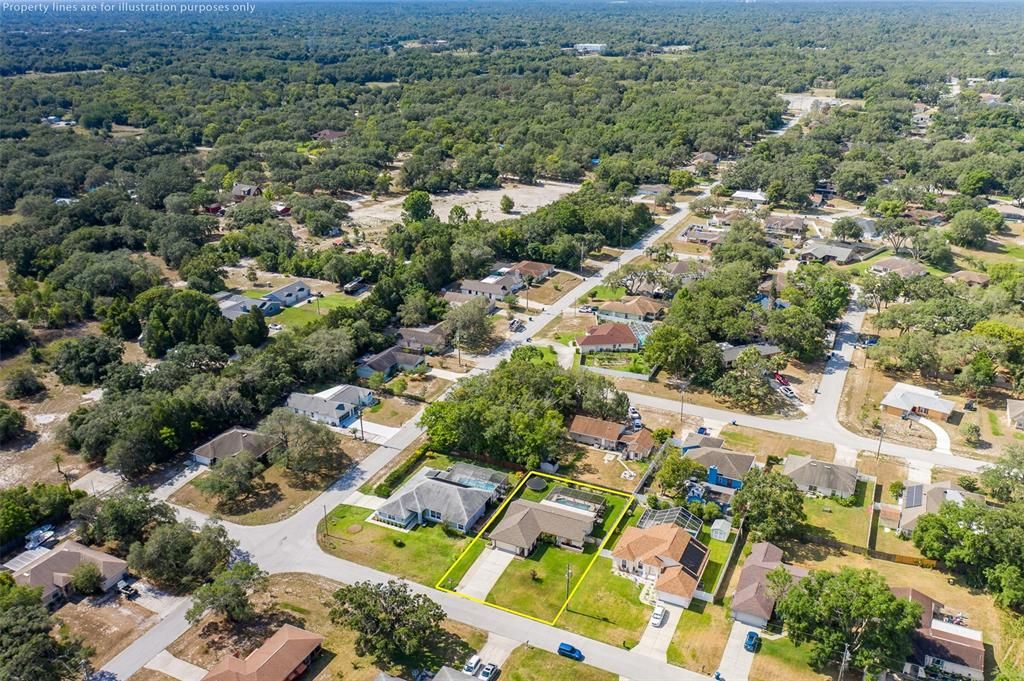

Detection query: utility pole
xmin=875 ymin=424 xmax=885 ymax=464
xmin=322 ymin=504 xmax=329 ymax=538
xmin=456 ymin=329 xmax=462 ymax=367
xmin=359 ymin=408 xmax=366 ymax=441
xmin=565 ymin=563 xmax=573 ymax=601
xmin=837 ymin=643 xmax=851 ymax=681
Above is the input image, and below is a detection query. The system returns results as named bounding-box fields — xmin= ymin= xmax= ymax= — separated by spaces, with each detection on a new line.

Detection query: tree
xmin=444 ymin=297 xmax=494 ymax=351
xmin=766 ymin=306 xmax=826 ymax=362
xmin=500 ymin=194 xmax=515 ymax=213
xmin=186 ymin=560 xmax=268 ymax=624
xmin=669 ymin=169 xmax=696 ymax=191
xmin=776 ymin=568 xmax=921 ymax=675
xmin=53 ymin=335 xmax=124 ymax=385
xmin=712 ymin=347 xmax=787 ymax=411
xmin=0 ymin=402 xmax=27 ymax=444
xmin=946 ymin=210 xmax=990 ymax=249
xmin=5 ymin=368 xmax=44 ymax=399
xmin=0 ymin=575 xmax=92 ymax=681
xmin=909 ymin=228 xmax=953 ymax=269
xmin=448 ymin=204 xmax=468 ymax=224
xmin=330 ymin=580 xmax=446 ymax=663
xmin=402 ymin=191 xmax=434 ymax=223
xmin=888 ymin=481 xmax=905 ymax=500
xmin=232 ymin=307 xmax=268 ymax=348
xmin=657 ymin=450 xmax=707 ymax=496
xmin=367 ymin=371 xmax=387 ymax=394
xmin=876 ymin=217 xmax=913 ymax=254
xmin=980 ymin=444 xmax=1024 ymax=502
xmin=73 ymin=487 xmax=175 ymax=550
xmin=259 ymin=408 xmax=348 ymax=476
xmin=830 ymin=217 xmax=863 ymax=242
xmin=732 ymin=468 xmax=806 ymax=542
xmin=127 ymin=520 xmax=235 ymax=590
xmin=193 ymin=452 xmax=265 ymax=503
xmin=605 ymin=262 xmax=667 ymax=296
xmin=70 ymin=562 xmax=103 ymax=594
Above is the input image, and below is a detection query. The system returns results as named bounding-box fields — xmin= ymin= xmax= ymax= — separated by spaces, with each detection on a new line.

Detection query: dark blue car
xmin=744 ymin=631 xmax=761 ymax=652
xmin=558 ymin=643 xmax=584 ymax=661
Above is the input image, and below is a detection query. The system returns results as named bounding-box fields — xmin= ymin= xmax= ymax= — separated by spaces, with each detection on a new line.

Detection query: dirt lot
xmin=167 ymin=573 xmax=486 ymax=681
xmin=222 ymin=265 xmax=344 ymax=296
xmin=394 ymin=375 xmax=451 ymax=402
xmin=528 ymin=271 xmax=583 ymax=306
xmin=719 ymin=425 xmax=835 ymax=465
xmin=346 ymin=181 xmax=580 ymax=231
xmin=57 ymin=597 xmax=158 ymax=667
xmin=362 ymin=395 xmax=423 ymax=428
xmin=857 ymin=453 xmax=908 ymax=504
xmin=425 ymin=354 xmax=475 ymax=373
xmin=565 ymin=446 xmax=647 ymax=492
xmin=536 ymin=312 xmax=593 ymax=347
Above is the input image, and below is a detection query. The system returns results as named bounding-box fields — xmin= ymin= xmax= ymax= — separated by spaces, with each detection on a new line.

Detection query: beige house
xmin=577 ymin=323 xmax=639 ymax=354
xmin=881 ymin=383 xmax=955 ymax=420
xmin=13 ymin=541 xmax=127 ymax=607
xmin=596 ymin=296 xmax=666 ymax=323
xmin=611 ymin=524 xmax=709 ymax=607
xmin=489 ymin=500 xmax=595 ymax=556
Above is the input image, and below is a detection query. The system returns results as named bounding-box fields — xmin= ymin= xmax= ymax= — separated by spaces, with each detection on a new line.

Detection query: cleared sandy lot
xmin=347 ymin=181 xmax=581 ymax=230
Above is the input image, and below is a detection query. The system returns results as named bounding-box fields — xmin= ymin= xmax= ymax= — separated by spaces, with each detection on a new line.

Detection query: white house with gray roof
xmin=263 ymin=281 xmax=312 ymax=307
xmin=286 ymin=383 xmax=377 ymax=427
xmin=373 ymin=466 xmax=508 ymax=533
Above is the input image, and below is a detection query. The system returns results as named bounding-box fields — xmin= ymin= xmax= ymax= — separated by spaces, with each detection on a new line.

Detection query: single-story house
xmin=732 ymin=189 xmax=768 ymax=205
xmin=313 ymin=129 xmax=346 ymax=142
xmin=685 ymin=447 xmax=756 ymax=489
xmin=782 ymin=455 xmax=859 ymax=498
xmin=612 ymin=524 xmax=710 ymax=607
xmin=798 ymin=240 xmax=859 ymax=265
xmin=763 ymin=215 xmax=807 ymax=239
xmin=710 ymin=518 xmax=732 ymax=541
xmin=490 ymin=499 xmax=595 ymax=556
xmin=903 ymin=208 xmax=945 ymax=226
xmin=434 ymin=667 xmax=479 ymax=681
xmin=568 ymin=415 xmax=625 ymax=450
xmin=577 ymin=323 xmax=639 ymax=354
xmin=202 ymin=624 xmax=324 ymax=681
xmin=286 ymin=384 xmax=377 ymax=427
xmin=682 ymin=225 xmax=729 ymax=246
xmin=881 ymin=383 xmax=955 ymax=420
xmin=1008 ymin=399 xmax=1024 ymax=429
xmin=731 ymin=542 xmax=808 ymax=629
xmin=12 ymin=540 xmax=128 ymax=608
xmin=680 ymin=433 xmax=725 ymax=452
xmin=807 ymin=193 xmax=826 ymax=208
xmin=619 ymin=428 xmax=657 ymax=460
xmin=596 ymin=296 xmax=666 ymax=323
xmin=719 ymin=342 xmax=783 ymax=368
xmin=212 ymin=292 xmax=281 ymax=321
xmin=374 ymin=467 xmax=505 ymax=533
xmin=508 ymin=260 xmax=556 ymax=282
xmin=869 ymin=257 xmax=927 ymax=279
xmin=893 ymin=481 xmax=984 ymax=536
xmin=663 ymin=259 xmax=703 ymax=281
xmin=708 ymin=210 xmax=748 ymax=228
xmin=397 ymin=322 xmax=449 ymax=353
xmin=457 ymin=274 xmax=523 ymax=301
xmin=231 ymin=183 xmax=262 ymax=203
xmin=192 ymin=427 xmax=277 ymax=467
xmin=356 ymin=346 xmax=425 ymax=379
xmin=693 ymin=151 xmax=719 ymax=165
xmin=945 ymin=270 xmax=990 ymax=288
xmin=891 ymin=588 xmax=985 ymax=681
xmin=263 ymin=281 xmax=312 ymax=308
xmin=442 ymin=290 xmax=496 ymax=313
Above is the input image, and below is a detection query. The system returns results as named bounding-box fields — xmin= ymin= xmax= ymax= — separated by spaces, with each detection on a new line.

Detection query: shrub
xmin=4 ymin=368 xmax=45 ymax=399
xmin=960 ymin=422 xmax=982 ymax=447
xmin=889 ymin=481 xmax=905 ymax=500
xmin=392 ymin=538 xmax=405 ymax=548
xmin=70 ymin=562 xmax=103 ymax=594
xmin=958 ymin=475 xmax=980 ymax=492
xmin=0 ymin=401 xmax=27 ymax=444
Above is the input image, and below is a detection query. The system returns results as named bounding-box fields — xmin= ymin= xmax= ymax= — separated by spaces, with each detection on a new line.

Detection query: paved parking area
xmin=457 ymin=547 xmax=515 ymax=600
xmin=717 ymin=621 xmax=757 ymax=681
xmin=632 ymin=603 xmax=684 ymax=660
xmin=144 ymin=650 xmax=207 ymax=681
xmin=131 ymin=583 xmax=188 ymax=618
xmin=477 ymin=633 xmax=519 ymax=667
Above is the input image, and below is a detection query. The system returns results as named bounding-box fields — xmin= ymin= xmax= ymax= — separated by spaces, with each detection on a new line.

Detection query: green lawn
xmin=559 ymin=557 xmax=652 ymax=648
xmin=530 ymin=345 xmax=559 ymax=366
xmin=803 ymin=480 xmax=873 ymax=547
xmin=555 ymin=331 xmax=579 ymax=346
xmin=988 ymin=410 xmax=1004 ymax=437
xmin=696 ymin=528 xmax=736 ymax=592
xmin=438 ymin=536 xmax=488 ymax=590
xmin=272 ymin=294 xmax=359 ymax=329
xmin=486 ymin=543 xmax=597 ymax=622
xmin=750 ymin=636 xmax=834 ymax=681
xmin=581 ymin=351 xmax=651 ymax=374
xmin=578 ymin=285 xmax=626 ymax=304
xmin=320 ymin=504 xmax=474 ymax=586
xmin=719 ymin=429 xmax=756 ymax=449
xmin=667 ymin=600 xmax=732 ymax=674
xmin=503 ymin=645 xmax=615 ymax=681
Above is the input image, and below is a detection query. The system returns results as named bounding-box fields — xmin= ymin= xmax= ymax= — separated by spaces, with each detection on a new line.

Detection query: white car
xmin=650 ymin=604 xmax=668 ymax=627
xmin=462 ymin=655 xmax=481 ymax=675
xmin=269 ymin=323 xmax=284 ymax=331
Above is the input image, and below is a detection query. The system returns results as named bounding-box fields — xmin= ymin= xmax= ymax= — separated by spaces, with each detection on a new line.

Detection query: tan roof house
xmin=1008 ymin=399 xmax=1024 ymax=430
xmin=13 ymin=540 xmax=127 ymax=607
xmin=945 ymin=270 xmax=990 ymax=288
xmin=508 ymin=260 xmax=556 ymax=282
xmin=612 ymin=524 xmax=710 ymax=607
xmin=869 ymin=256 xmax=927 ymax=278
xmin=490 ymin=500 xmax=595 ymax=557
xmin=596 ymin=296 xmax=666 ymax=323
xmin=881 ymin=382 xmax=955 ymax=420
xmin=202 ymin=624 xmax=324 ymax=681
xmin=567 ymin=415 xmax=625 ymax=450
xmin=192 ymin=427 xmax=277 ymax=467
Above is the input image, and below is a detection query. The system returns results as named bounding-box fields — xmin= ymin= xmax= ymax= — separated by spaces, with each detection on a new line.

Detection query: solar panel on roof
xmin=680 ymin=542 xmax=709 ymax=579
xmin=905 ymin=483 xmax=924 ymax=509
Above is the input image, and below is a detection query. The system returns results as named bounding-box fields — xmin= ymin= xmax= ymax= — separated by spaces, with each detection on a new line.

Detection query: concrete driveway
xmin=143 ymin=650 xmax=207 ymax=681
xmin=632 ymin=603 xmax=683 ymax=661
xmin=457 ymin=547 xmax=515 ymax=599
xmin=478 ymin=633 xmax=519 ymax=667
xmin=717 ymin=621 xmax=757 ymax=681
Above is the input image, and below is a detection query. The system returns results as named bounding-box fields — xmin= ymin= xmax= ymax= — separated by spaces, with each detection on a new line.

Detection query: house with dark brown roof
xmin=12 ymin=541 xmax=127 ymax=607
xmin=763 ymin=215 xmax=807 ymax=240
xmin=230 ymin=183 xmax=262 ymax=203
xmin=567 ymin=415 xmax=625 ymax=450
xmin=356 ymin=346 xmax=425 ymax=379
xmin=891 ymin=588 xmax=985 ymax=681
xmin=730 ymin=542 xmax=807 ymax=628
xmin=312 ymin=129 xmax=346 ymax=142
xmin=508 ymin=260 xmax=556 ymax=282
xmin=577 ymin=323 xmax=639 ymax=354
xmin=612 ymin=524 xmax=710 ymax=607
xmin=202 ymin=625 xmax=324 ymax=681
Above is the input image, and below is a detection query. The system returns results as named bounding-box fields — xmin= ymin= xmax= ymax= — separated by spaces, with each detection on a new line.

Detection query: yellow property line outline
xmin=435 ymin=470 xmax=634 ymax=626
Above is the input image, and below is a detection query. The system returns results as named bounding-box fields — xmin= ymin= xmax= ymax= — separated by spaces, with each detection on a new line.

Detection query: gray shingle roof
xmin=720 ymin=343 xmax=782 ymax=364
xmin=376 ymin=479 xmax=491 ymax=526
xmin=686 ymin=447 xmax=756 ymax=481
xmin=488 ymin=499 xmax=594 ymax=551
xmin=782 ymin=455 xmax=858 ymax=496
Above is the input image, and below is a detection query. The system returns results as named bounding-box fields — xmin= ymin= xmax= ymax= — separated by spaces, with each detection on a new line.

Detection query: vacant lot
xmin=667 ymin=601 xmax=732 ymax=675
xmin=168 ymin=572 xmax=485 ymax=681
xmin=749 ymin=636 xmax=835 ymax=681
xmin=393 ymin=375 xmax=451 ymax=402
xmin=559 ymin=557 xmax=652 ymax=647
xmin=57 ymin=597 xmax=157 ymax=667
xmin=565 ymin=446 xmax=646 ymax=492
xmin=718 ymin=426 xmax=835 ymax=465
xmin=536 ymin=312 xmax=593 ymax=346
xmin=347 ymin=181 xmax=580 ymax=230
xmin=528 ymin=271 xmax=583 ymax=305
xmin=503 ymin=645 xmax=615 ymax=681
xmin=362 ymin=395 xmax=422 ymax=427
xmin=321 ymin=504 xmax=475 ymax=586
xmin=581 ymin=351 xmax=651 ymax=374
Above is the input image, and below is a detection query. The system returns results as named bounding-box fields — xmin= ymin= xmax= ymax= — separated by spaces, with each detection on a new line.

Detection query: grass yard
xmin=486 ymin=543 xmax=597 ymax=622
xmin=856 ymin=453 xmax=907 ymax=504
xmin=559 ymin=557 xmax=652 ymax=648
xmin=577 ymin=285 xmax=626 ymax=304
xmin=581 ymin=351 xmax=651 ymax=374
xmin=749 ymin=636 xmax=835 ymax=681
xmin=320 ymin=504 xmax=476 ymax=586
xmin=170 ymin=451 xmax=366 ymax=525
xmin=257 ymin=294 xmax=359 ymax=329
xmin=502 ymin=645 xmax=615 ymax=681
xmin=536 ymin=312 xmax=593 ymax=346
xmin=168 ymin=572 xmax=485 ymax=681
xmin=696 ymin=528 xmax=736 ymax=592
xmin=528 ymin=345 xmax=560 ymax=366
xmin=718 ymin=426 xmax=836 ymax=465
xmin=391 ymin=375 xmax=451 ymax=402
xmin=666 ymin=601 xmax=732 ymax=675
xmin=56 ymin=598 xmax=157 ymax=667
xmin=362 ymin=395 xmax=422 ymax=427
xmin=802 ymin=481 xmax=873 ymax=547
xmin=438 ymin=536 xmax=488 ymax=590
xmin=873 ymin=526 xmax=924 ymax=559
